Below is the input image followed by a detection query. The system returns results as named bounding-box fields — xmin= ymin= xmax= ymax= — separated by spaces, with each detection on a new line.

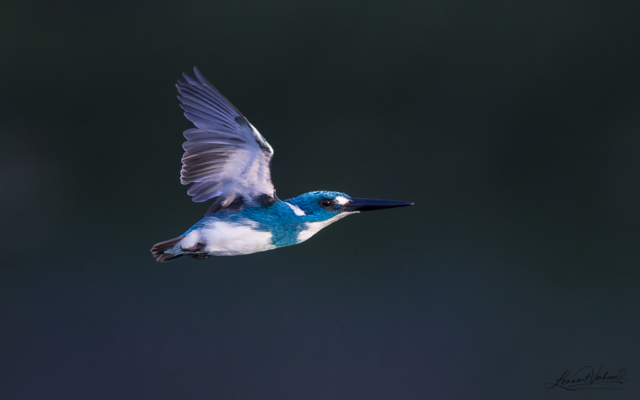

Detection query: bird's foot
xmin=190 ymin=253 xmax=211 ymax=259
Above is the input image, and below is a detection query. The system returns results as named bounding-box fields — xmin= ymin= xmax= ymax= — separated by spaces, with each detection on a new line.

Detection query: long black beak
xmin=341 ymin=198 xmax=414 ymax=212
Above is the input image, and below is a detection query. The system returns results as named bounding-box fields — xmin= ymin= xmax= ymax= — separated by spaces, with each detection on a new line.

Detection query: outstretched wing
xmin=177 ymin=67 xmax=275 ymax=215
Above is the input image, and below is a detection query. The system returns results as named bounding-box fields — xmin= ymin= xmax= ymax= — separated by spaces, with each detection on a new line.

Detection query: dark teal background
xmin=2 ymin=1 xmax=639 ymax=398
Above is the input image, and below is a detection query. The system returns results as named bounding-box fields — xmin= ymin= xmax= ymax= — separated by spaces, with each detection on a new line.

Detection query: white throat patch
xmin=297 ymin=211 xmax=358 ymax=243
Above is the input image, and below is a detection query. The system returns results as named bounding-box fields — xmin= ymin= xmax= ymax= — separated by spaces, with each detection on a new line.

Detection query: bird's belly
xmin=189 ymin=220 xmax=275 ymax=256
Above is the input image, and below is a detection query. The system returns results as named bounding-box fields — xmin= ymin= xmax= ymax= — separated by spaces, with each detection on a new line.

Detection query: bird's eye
xmin=319 ymin=199 xmax=333 ymax=208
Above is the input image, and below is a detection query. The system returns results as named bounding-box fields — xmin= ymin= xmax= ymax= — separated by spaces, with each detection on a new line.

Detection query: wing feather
xmin=176 ymin=67 xmax=275 ymax=213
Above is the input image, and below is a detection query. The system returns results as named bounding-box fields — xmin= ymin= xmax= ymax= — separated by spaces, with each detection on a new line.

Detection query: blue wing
xmin=177 ymin=67 xmax=275 ymax=214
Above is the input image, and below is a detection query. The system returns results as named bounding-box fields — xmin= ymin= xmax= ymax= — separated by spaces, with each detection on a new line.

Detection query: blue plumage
xmin=181 ymin=191 xmax=351 ymax=250
xmin=150 ymin=69 xmax=412 ymax=261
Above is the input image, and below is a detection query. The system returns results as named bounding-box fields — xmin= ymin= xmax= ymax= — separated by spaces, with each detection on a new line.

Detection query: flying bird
xmin=151 ymin=67 xmax=413 ymax=261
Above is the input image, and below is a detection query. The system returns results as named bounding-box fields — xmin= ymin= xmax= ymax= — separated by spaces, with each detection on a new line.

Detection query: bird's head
xmin=286 ymin=191 xmax=413 ymax=222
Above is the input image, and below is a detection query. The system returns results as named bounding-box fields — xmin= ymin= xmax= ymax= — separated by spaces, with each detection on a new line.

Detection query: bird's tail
xmin=150 ymin=236 xmax=184 ymax=262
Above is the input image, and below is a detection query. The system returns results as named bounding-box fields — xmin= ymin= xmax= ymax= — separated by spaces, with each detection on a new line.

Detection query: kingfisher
xmin=151 ymin=67 xmax=413 ymax=261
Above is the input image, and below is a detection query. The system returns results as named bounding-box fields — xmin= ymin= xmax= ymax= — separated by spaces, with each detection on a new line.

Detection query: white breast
xmin=182 ymin=219 xmax=275 ymax=256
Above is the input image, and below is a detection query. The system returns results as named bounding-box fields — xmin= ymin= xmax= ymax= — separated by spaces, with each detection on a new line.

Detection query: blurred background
xmin=1 ymin=0 xmax=639 ymax=398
